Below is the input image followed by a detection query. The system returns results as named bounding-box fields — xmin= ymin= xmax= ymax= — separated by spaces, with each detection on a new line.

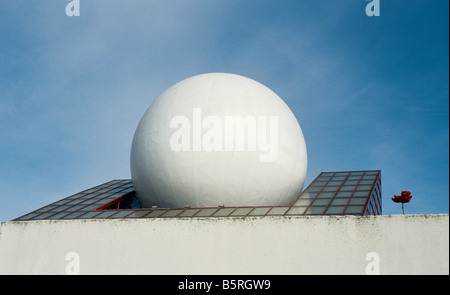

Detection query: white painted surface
xmin=130 ymin=73 xmax=307 ymax=208
xmin=0 ymin=215 xmax=448 ymax=275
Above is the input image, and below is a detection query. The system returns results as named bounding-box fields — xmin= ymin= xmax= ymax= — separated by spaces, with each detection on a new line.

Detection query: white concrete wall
xmin=0 ymin=214 xmax=448 ymax=275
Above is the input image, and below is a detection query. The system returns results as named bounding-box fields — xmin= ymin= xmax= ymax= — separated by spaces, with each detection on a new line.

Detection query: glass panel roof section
xmin=325 ymin=206 xmax=346 ymax=215
xmin=177 ymin=208 xmax=201 ymax=217
xmin=77 ymin=211 xmax=102 ymax=219
xmin=266 ymin=207 xmax=289 ymax=216
xmin=192 ymin=208 xmax=218 ymax=217
xmin=12 ymin=171 xmax=382 ymax=221
xmin=160 ymin=209 xmax=184 ymax=218
xmin=285 ymin=206 xmax=307 ymax=215
xmin=212 ymin=208 xmax=236 ymax=217
xmin=229 ymin=207 xmax=253 ymax=217
xmin=288 ymin=170 xmax=381 ymax=216
xmin=143 ymin=209 xmax=167 ymax=218
xmin=248 ymin=207 xmax=271 ymax=216
xmin=126 ymin=210 xmax=152 ymax=219
xmin=94 ymin=211 xmax=118 ymax=219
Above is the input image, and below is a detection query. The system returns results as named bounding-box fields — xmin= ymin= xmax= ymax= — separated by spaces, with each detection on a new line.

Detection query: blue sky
xmin=0 ymin=0 xmax=448 ymax=220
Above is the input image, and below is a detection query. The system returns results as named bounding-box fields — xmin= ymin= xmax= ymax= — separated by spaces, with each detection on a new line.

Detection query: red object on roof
xmin=392 ymin=191 xmax=412 ymax=203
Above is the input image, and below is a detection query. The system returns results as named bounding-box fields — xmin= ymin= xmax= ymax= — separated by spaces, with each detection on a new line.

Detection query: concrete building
xmin=0 ymin=170 xmax=448 ymax=275
xmin=0 ymin=215 xmax=448 ymax=275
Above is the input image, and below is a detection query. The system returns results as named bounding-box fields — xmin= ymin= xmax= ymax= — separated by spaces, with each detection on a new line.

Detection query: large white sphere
xmin=130 ymin=73 xmax=307 ymax=208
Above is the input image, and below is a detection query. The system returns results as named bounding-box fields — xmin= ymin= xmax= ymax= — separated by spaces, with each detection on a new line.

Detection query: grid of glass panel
xmin=13 ymin=170 xmax=382 ymax=221
xmin=13 ymin=180 xmax=134 ymax=221
xmin=288 ymin=170 xmax=381 ymax=216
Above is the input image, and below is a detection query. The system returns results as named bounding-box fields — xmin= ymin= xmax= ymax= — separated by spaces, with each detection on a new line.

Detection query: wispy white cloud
xmin=0 ymin=0 xmax=448 ymax=219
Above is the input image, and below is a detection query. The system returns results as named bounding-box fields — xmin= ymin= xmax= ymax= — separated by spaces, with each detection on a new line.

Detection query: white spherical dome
xmin=130 ymin=73 xmax=307 ymax=208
